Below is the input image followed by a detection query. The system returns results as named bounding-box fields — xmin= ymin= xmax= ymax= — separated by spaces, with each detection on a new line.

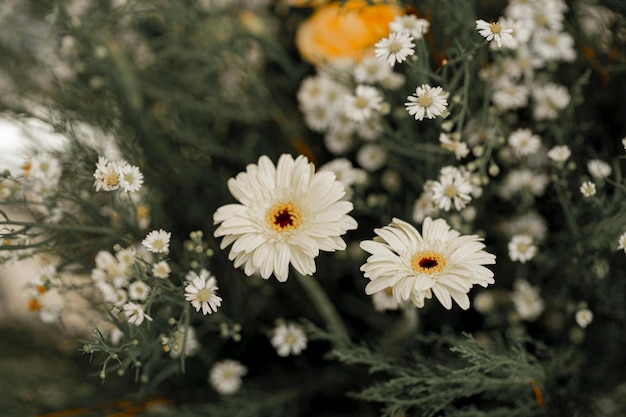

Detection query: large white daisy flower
xmin=213 ymin=154 xmax=358 ymax=282
xmin=360 ymin=217 xmax=496 ymax=310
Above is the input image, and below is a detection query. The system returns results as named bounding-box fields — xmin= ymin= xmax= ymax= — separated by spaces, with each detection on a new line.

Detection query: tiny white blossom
xmin=123 ymin=302 xmax=152 ymax=326
xmin=511 ymin=280 xmax=544 ymax=321
xmin=152 ymin=260 xmax=171 ymax=278
xmin=587 ymin=159 xmax=611 ymax=180
xmin=389 ymin=15 xmax=430 ymax=38
xmin=575 ymin=308 xmax=594 ymax=329
xmin=356 ymin=143 xmax=388 ymax=172
xmin=439 ymin=133 xmax=470 ymax=160
xmin=185 ymin=273 xmax=222 ymax=315
xmin=405 ymin=84 xmax=448 ymax=121
xmin=476 ymin=18 xmax=515 ymax=48
xmin=508 ymin=128 xmax=542 ymax=156
xmin=375 ymin=32 xmax=415 ymax=66
xmin=547 ymin=145 xmax=571 ymax=162
xmin=141 ymin=229 xmax=171 ymax=254
xmin=580 ymin=181 xmax=596 ymax=197
xmin=119 ymin=162 xmax=144 ymax=192
xmin=128 ymin=280 xmax=150 ymax=301
xmin=344 ymin=85 xmax=383 ymax=122
xmin=508 ymin=235 xmax=537 ymax=263
xmin=617 ymin=231 xmax=626 ymax=253
xmin=270 ymin=323 xmax=308 ymax=357
xmin=430 ymin=166 xmax=473 ymax=212
xmin=372 ymin=287 xmax=402 ymax=312
xmin=209 ymin=360 xmax=247 ymax=395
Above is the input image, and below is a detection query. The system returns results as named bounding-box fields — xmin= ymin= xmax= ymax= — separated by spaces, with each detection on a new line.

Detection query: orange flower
xmin=295 ymin=0 xmax=403 ymax=66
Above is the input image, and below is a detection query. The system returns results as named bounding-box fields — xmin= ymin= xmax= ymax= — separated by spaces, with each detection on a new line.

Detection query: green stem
xmin=295 ymin=272 xmax=349 ymax=347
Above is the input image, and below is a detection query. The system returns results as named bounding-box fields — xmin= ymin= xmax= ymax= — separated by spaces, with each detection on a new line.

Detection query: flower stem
xmin=295 ymin=272 xmax=349 ymax=347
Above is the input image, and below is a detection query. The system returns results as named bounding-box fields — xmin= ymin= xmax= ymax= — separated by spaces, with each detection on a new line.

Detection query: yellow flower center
xmin=267 ymin=202 xmax=302 ymax=233
xmin=490 ymin=21 xmax=502 ymax=35
xmin=105 ymin=171 xmax=119 ymax=188
xmin=418 ymin=94 xmax=433 ymax=108
xmin=444 ymin=185 xmax=458 ymax=198
xmin=384 ymin=287 xmax=394 ymax=296
xmin=411 ymin=250 xmax=447 ymax=275
xmin=196 ymin=288 xmax=212 ymax=302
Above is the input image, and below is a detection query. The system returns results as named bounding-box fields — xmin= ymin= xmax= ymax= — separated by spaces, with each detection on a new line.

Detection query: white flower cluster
xmin=93 ymin=156 xmax=144 ymax=192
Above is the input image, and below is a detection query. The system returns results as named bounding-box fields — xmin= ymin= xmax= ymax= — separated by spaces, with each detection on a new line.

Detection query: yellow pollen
xmin=490 ymin=21 xmax=502 ymax=35
xmin=444 ymin=185 xmax=458 ymax=198
xmin=388 ymin=40 xmax=402 ymax=53
xmin=384 ymin=287 xmax=394 ymax=296
xmin=355 ymin=96 xmax=369 ymax=109
xmin=267 ymin=202 xmax=302 ymax=233
xmin=418 ymin=94 xmax=433 ymax=108
xmin=196 ymin=288 xmax=212 ymax=302
xmin=105 ymin=171 xmax=119 ymax=188
xmin=285 ymin=333 xmax=296 ymax=345
xmin=411 ymin=250 xmax=447 ymax=275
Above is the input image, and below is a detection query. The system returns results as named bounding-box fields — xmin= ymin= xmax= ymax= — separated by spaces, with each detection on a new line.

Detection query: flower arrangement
xmin=1 ymin=0 xmax=626 ymax=415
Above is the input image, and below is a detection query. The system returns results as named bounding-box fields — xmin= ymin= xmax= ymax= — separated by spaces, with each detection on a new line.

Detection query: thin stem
xmin=295 ymin=272 xmax=349 ymax=347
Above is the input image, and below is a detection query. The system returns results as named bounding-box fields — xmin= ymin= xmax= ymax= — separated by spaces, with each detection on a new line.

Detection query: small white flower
xmin=622 ymin=137 xmax=626 ymax=150
xmin=532 ymin=29 xmax=576 ymax=62
xmin=389 ymin=15 xmax=430 ymax=38
xmin=580 ymin=181 xmax=596 ymax=197
xmin=128 ymin=280 xmax=150 ymax=301
xmin=119 ymin=162 xmax=144 ymax=192
xmin=508 ymin=234 xmax=537 ymax=263
xmin=344 ymin=85 xmax=384 ymax=122
xmin=353 ymin=55 xmax=392 ymax=84
xmin=356 ymin=143 xmax=388 ymax=172
xmin=123 ymin=302 xmax=152 ymax=326
xmin=430 ymin=166 xmax=473 ymax=212
xmin=185 ymin=273 xmax=222 ymax=315
xmin=209 ymin=360 xmax=247 ymax=395
xmin=141 ymin=229 xmax=171 ymax=254
xmin=375 ymin=32 xmax=415 ymax=66
xmin=508 ymin=128 xmax=542 ymax=156
xmin=167 ymin=325 xmax=200 ymax=359
xmin=439 ymin=133 xmax=470 ymax=160
xmin=511 ymin=280 xmax=544 ymax=321
xmin=575 ymin=308 xmax=594 ymax=329
xmin=531 ymin=83 xmax=571 ymax=120
xmin=547 ymin=145 xmax=571 ymax=162
xmin=476 ymin=18 xmax=515 ymax=48
xmin=93 ymin=156 xmax=122 ymax=191
xmin=617 ymin=231 xmax=626 ymax=253
xmin=152 ymin=260 xmax=171 ymax=278
xmin=405 ymin=84 xmax=448 ymax=121
xmin=473 ymin=292 xmax=495 ymax=314
xmin=587 ymin=159 xmax=612 ymax=180
xmin=270 ymin=322 xmax=308 ymax=357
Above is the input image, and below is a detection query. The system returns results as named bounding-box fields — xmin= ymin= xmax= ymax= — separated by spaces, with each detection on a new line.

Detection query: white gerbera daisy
xmin=405 ymin=84 xmax=448 ymax=121
xmin=213 ymin=154 xmax=357 ymax=282
xmin=184 ymin=273 xmax=222 ymax=315
xmin=476 ymin=18 xmax=515 ymax=48
xmin=141 ymin=229 xmax=171 ymax=254
xmin=209 ymin=360 xmax=247 ymax=395
xmin=375 ymin=32 xmax=415 ymax=66
xmin=270 ymin=322 xmax=308 ymax=357
xmin=360 ymin=217 xmax=496 ymax=310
